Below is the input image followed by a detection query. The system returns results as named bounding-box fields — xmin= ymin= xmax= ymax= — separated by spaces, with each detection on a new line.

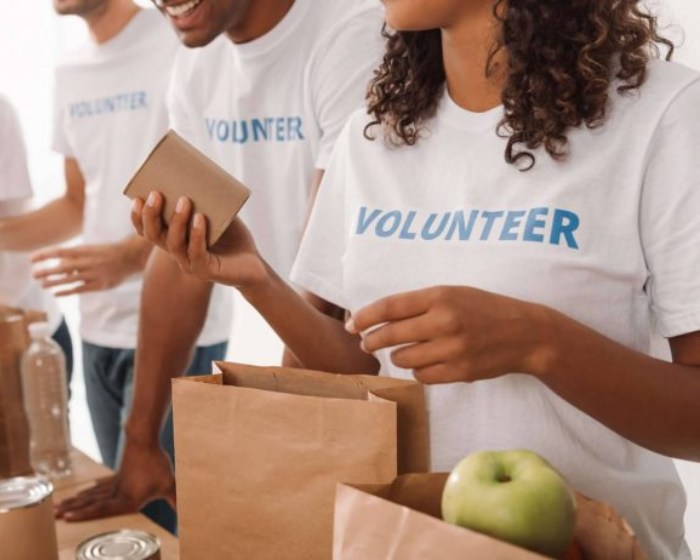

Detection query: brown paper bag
xmin=0 ymin=305 xmax=47 ymax=477
xmin=172 ymin=362 xmax=428 ymax=560
xmin=333 ymin=473 xmax=646 ymax=560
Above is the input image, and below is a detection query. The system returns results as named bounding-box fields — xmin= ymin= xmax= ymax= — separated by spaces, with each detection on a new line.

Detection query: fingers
xmin=55 ymin=479 xmax=117 ymax=518
xmin=413 ymin=362 xmax=466 ymax=385
xmin=360 ymin=313 xmax=436 ymax=354
xmin=54 ymin=280 xmax=100 ymax=297
xmin=187 ymin=213 xmax=211 ymax=276
xmin=130 ymin=197 xmax=145 ymax=236
xmin=347 ymin=288 xmax=435 ymax=334
xmin=31 ymin=247 xmax=74 ymax=264
xmin=61 ymin=496 xmax=133 ymax=522
xmin=166 ymin=197 xmax=194 ymax=271
xmin=141 ymin=191 xmax=168 ymax=249
xmin=390 ymin=338 xmax=466 ymax=371
xmin=33 ymin=259 xmax=90 ymax=281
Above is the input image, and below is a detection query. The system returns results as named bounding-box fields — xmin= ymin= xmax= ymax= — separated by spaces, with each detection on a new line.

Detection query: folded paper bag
xmin=172 ymin=362 xmax=429 ymax=560
xmin=123 ymin=130 xmax=250 ymax=246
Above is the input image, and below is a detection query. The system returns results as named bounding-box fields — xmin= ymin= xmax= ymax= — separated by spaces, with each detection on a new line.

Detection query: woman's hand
xmin=346 ymin=285 xmax=557 ymax=384
xmin=131 ymin=191 xmax=268 ymax=289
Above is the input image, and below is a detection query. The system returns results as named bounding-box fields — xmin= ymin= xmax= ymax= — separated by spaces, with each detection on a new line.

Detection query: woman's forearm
xmin=242 ymin=263 xmax=379 ymax=375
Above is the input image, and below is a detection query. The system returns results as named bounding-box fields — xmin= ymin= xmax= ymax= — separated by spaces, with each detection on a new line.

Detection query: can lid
xmin=76 ymin=530 xmax=161 ymax=560
xmin=0 ymin=476 xmax=54 ymax=512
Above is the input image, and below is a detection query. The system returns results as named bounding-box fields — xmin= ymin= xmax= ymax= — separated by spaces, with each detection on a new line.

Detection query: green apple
xmin=441 ymin=449 xmax=576 ymax=559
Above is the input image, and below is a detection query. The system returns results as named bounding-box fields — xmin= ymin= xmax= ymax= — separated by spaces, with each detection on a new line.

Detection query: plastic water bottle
xmin=21 ymin=322 xmax=72 ymax=478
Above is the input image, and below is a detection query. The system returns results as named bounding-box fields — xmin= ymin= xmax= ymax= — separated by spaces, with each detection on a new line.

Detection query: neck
xmin=441 ymin=4 xmax=506 ymax=112
xmin=226 ymin=0 xmax=294 ymax=44
xmin=84 ymin=0 xmax=140 ymax=45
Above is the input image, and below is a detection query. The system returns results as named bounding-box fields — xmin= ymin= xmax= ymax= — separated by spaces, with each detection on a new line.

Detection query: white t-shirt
xmin=167 ymin=0 xmax=384 ymax=279
xmin=52 ymin=9 xmax=229 ymax=347
xmin=0 ymin=95 xmax=61 ymax=332
xmin=291 ymin=60 xmax=700 ymax=559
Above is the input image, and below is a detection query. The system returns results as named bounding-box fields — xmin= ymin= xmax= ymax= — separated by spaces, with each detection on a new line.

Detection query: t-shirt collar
xmin=231 ymin=0 xmax=311 ymax=61
xmin=437 ymin=87 xmax=504 ymax=132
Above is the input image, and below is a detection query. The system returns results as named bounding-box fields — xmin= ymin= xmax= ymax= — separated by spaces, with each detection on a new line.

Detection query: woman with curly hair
xmin=135 ymin=0 xmax=698 ymax=556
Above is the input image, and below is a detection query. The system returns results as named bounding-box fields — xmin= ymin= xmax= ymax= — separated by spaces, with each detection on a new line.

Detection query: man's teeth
xmin=165 ymin=0 xmax=202 ymax=18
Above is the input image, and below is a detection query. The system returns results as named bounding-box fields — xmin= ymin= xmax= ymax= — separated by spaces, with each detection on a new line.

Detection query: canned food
xmin=76 ymin=529 xmax=161 ymax=560
xmin=0 ymin=476 xmax=58 ymax=560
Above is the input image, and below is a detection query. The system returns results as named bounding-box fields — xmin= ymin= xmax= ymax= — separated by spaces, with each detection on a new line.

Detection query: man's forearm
xmin=125 ymin=248 xmax=213 ymax=448
xmin=0 ymin=197 xmax=83 ymax=251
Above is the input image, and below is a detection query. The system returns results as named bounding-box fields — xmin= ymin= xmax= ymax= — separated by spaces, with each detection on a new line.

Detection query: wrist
xmin=120 ymin=237 xmax=152 ymax=274
xmin=124 ymin=420 xmax=162 ymax=451
xmin=523 ymin=303 xmax=565 ymax=380
xmin=239 ymin=260 xmax=276 ymax=304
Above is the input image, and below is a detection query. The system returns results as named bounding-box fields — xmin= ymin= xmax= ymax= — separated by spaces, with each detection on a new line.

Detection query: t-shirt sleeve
xmin=640 ymin=78 xmax=700 ymax=337
xmin=51 ymin=70 xmax=73 ymax=158
xmin=0 ymin=96 xmax=33 ymax=201
xmin=290 ymin=117 xmax=356 ymax=309
xmin=308 ymin=6 xmax=383 ymax=170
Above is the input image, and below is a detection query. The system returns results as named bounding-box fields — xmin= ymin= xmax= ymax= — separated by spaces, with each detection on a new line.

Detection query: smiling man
xmin=54 ymin=0 xmax=384 ymax=529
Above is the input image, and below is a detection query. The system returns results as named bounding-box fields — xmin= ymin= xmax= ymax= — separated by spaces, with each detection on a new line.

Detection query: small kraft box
xmin=123 ymin=130 xmax=250 ymax=246
xmin=333 ymin=473 xmax=646 ymax=560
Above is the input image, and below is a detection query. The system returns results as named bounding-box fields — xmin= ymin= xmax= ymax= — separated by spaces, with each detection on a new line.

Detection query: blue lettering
xmin=206 ymin=118 xmax=216 ymax=139
xmin=376 ymin=211 xmax=402 ymax=238
xmin=446 ymin=210 xmax=478 ymax=240
xmin=216 ymin=121 xmax=229 ymax=142
xmin=275 ymin=117 xmax=285 ymax=141
xmin=252 ymin=118 xmax=269 ymax=141
xmin=232 ymin=121 xmax=249 ymax=144
xmin=523 ymin=207 xmax=548 ymax=242
xmin=356 ymin=206 xmax=382 ymax=235
xmin=422 ymin=212 xmax=451 ymax=240
xmin=399 ymin=211 xmax=417 ymax=240
xmin=288 ymin=117 xmax=304 ymax=140
xmin=499 ymin=210 xmax=527 ymax=241
xmin=480 ymin=211 xmax=504 ymax=240
xmin=550 ymin=209 xmax=580 ymax=249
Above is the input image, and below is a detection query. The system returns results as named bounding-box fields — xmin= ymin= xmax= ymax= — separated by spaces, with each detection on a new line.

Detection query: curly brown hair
xmin=365 ymin=0 xmax=674 ymax=169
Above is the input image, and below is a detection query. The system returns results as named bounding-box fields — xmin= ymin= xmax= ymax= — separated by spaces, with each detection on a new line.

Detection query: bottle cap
xmin=27 ymin=321 xmax=51 ymax=340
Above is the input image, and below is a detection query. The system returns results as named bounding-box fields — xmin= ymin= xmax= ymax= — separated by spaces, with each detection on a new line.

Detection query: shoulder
xmin=334 ymin=108 xmax=381 ymax=155
xmin=612 ymin=59 xmax=700 ymax=117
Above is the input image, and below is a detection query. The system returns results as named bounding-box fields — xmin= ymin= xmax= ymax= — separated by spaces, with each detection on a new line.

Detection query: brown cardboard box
xmin=123 ymin=130 xmax=250 ymax=246
xmin=333 ymin=473 xmax=646 ymax=560
xmin=172 ymin=362 xmax=429 ymax=560
xmin=0 ymin=305 xmax=48 ymax=478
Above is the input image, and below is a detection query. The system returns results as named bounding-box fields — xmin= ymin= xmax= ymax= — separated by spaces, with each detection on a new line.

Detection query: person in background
xmin=0 ymin=0 xmax=226 ymax=533
xmin=54 ymin=0 xmax=384 ymax=524
xmin=131 ymin=0 xmax=700 ymax=557
xmin=0 ymin=94 xmax=73 ymax=378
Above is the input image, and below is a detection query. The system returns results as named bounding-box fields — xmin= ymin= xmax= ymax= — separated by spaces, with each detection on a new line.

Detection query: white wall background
xmin=0 ymin=1 xmax=698 ymax=556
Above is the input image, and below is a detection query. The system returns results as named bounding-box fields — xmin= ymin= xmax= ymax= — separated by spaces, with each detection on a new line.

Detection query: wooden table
xmin=52 ymin=449 xmax=179 ymax=559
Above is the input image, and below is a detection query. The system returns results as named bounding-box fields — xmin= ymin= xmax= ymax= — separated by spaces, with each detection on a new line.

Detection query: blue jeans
xmin=82 ymin=340 xmax=228 ymax=534
xmin=51 ymin=318 xmax=73 ymax=387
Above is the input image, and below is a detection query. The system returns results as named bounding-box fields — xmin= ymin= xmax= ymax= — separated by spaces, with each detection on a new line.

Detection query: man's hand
xmin=131 ymin=192 xmax=268 ymax=289
xmin=55 ymin=444 xmax=176 ymax=522
xmin=31 ymin=237 xmax=152 ymax=297
xmin=346 ymin=285 xmax=557 ymax=384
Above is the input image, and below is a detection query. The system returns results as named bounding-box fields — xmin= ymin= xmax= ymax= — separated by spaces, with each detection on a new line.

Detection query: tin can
xmin=76 ymin=529 xmax=161 ymax=560
xmin=0 ymin=476 xmax=58 ymax=560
